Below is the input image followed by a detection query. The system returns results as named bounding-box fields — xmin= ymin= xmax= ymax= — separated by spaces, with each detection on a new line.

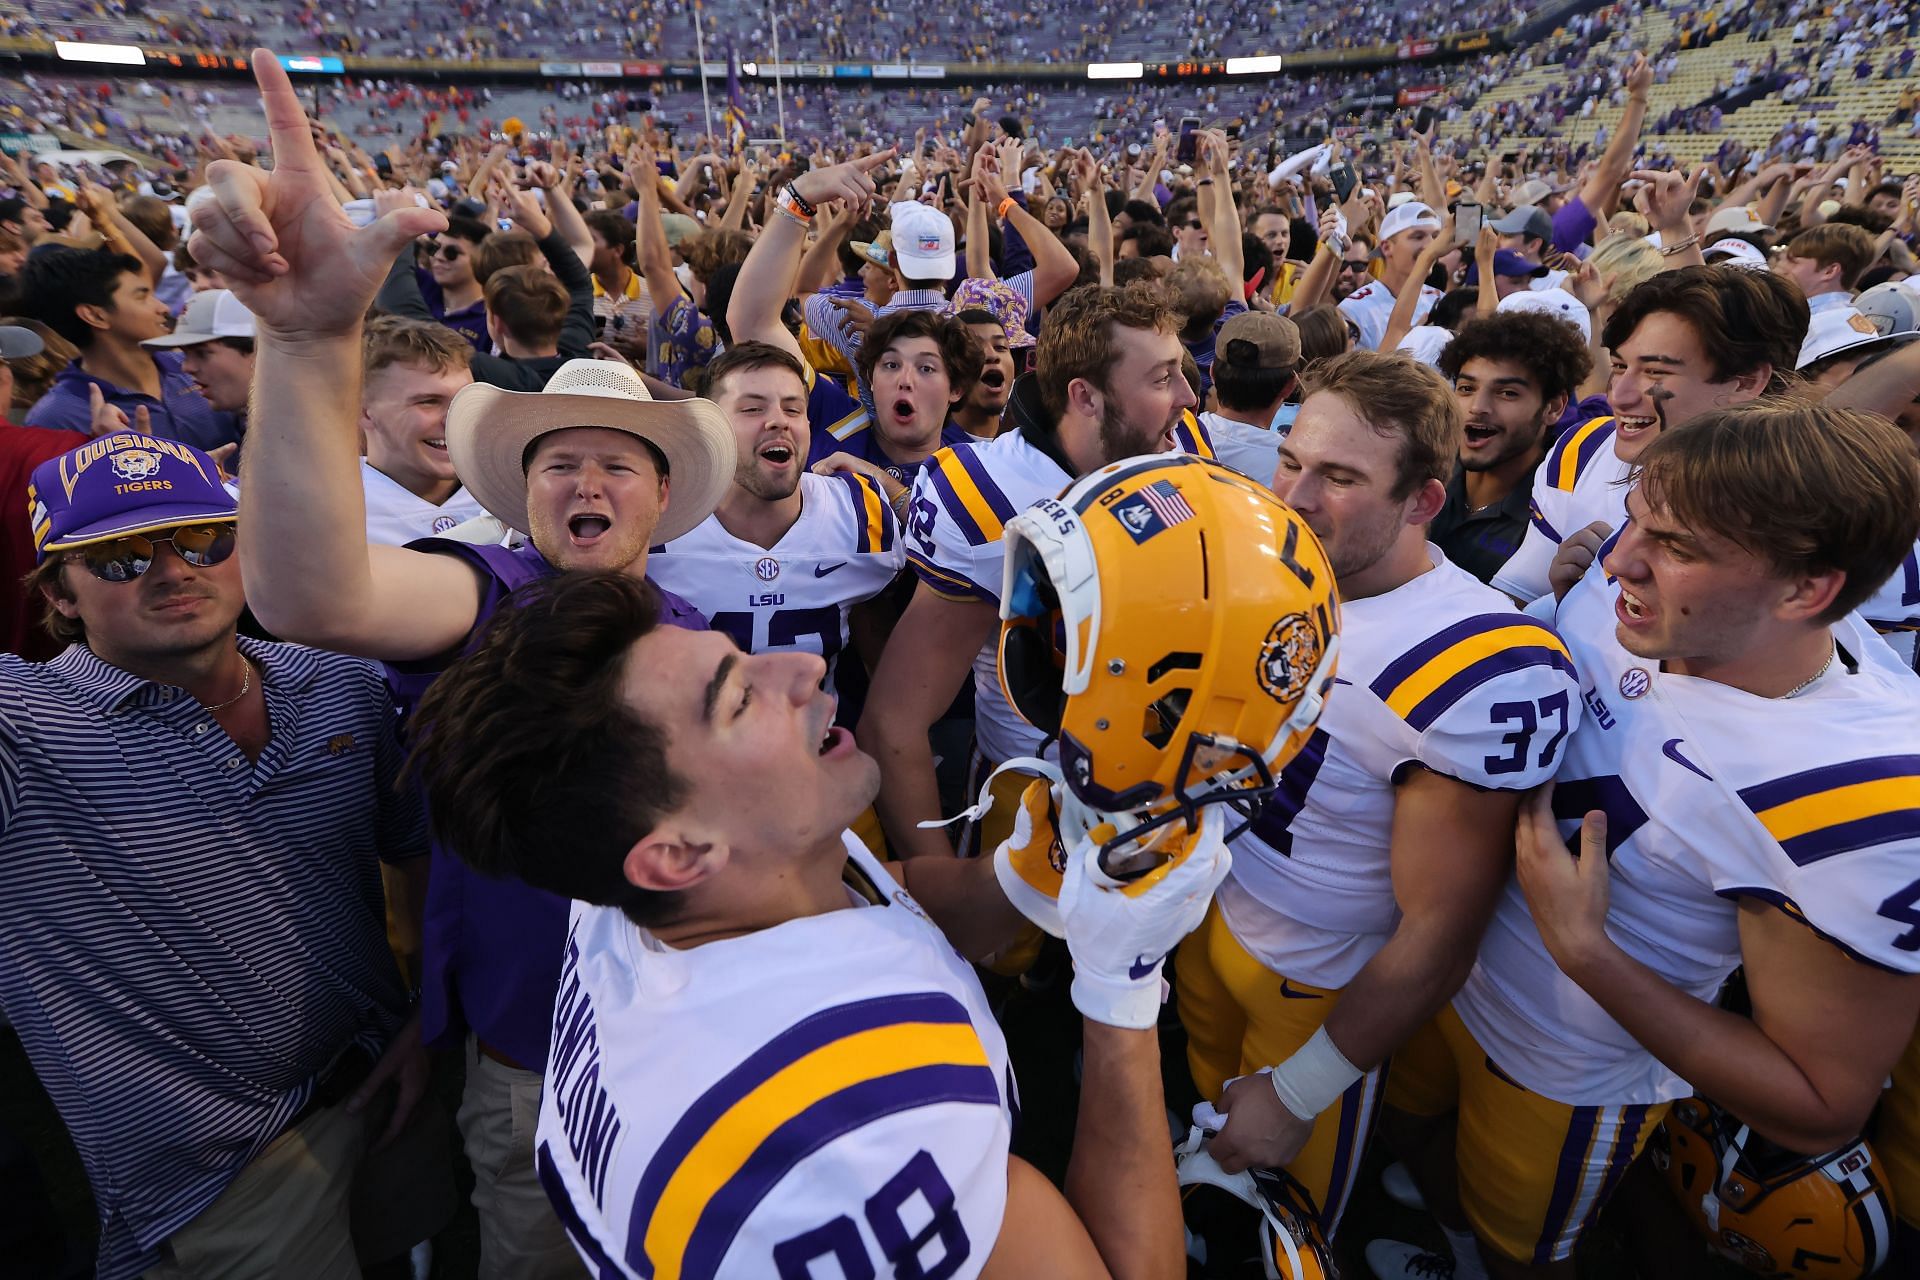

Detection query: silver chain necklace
xmin=1780 ymin=643 xmax=1836 ymax=700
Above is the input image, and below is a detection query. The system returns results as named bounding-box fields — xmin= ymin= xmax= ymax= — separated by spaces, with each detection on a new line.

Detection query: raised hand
xmin=791 ymin=148 xmax=896 ymax=214
xmin=187 ymin=50 xmax=445 ymax=342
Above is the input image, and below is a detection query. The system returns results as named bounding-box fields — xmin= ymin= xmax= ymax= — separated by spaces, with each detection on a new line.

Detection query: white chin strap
xmin=1174 ymin=1128 xmax=1307 ymax=1280
xmin=916 ymin=754 xmax=1114 ymax=860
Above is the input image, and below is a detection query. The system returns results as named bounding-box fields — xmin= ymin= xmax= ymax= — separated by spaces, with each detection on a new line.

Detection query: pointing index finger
xmin=853 ymin=148 xmax=898 ymax=173
xmin=251 ymin=49 xmax=321 ymax=174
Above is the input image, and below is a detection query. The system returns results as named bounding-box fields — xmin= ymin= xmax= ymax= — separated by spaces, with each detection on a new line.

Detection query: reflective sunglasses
xmin=71 ymin=524 xmax=237 ymax=583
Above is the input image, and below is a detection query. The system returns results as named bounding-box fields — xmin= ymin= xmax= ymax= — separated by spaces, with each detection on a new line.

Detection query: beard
xmin=1098 ymin=395 xmax=1178 ymax=465
xmin=734 ymin=455 xmax=802 ymax=502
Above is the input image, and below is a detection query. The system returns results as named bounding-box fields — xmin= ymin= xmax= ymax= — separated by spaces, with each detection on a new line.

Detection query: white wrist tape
xmin=1269 ymin=1026 xmax=1362 ymax=1122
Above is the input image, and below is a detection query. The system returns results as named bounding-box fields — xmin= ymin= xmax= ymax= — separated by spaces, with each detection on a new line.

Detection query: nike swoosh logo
xmin=1662 ymin=738 xmax=1712 ymax=781
xmin=1278 ymin=978 xmax=1322 ymax=1000
xmin=1128 ymin=953 xmax=1163 ymax=981
xmin=814 ymin=562 xmax=847 ymax=577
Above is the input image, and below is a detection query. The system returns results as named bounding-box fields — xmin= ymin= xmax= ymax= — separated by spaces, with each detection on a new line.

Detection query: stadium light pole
xmin=693 ymin=0 xmax=716 ymax=146
xmin=767 ymin=0 xmax=787 ymax=143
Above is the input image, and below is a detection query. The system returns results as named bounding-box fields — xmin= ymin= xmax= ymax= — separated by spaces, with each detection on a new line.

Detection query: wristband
xmin=1658 ymin=233 xmax=1700 ymax=257
xmin=997 ymin=196 xmax=1018 ymax=219
xmin=1268 ymin=1025 xmax=1362 ymax=1122
xmin=775 ymin=186 xmax=814 ymax=225
xmin=782 ymin=182 xmax=817 ymax=217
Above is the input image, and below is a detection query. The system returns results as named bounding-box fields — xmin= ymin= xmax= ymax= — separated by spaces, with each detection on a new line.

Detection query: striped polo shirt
xmin=0 ymin=637 xmax=426 ymax=1279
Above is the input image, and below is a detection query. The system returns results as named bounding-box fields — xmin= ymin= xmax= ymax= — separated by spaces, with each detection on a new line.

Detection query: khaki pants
xmin=143 ymin=1102 xmax=367 ymax=1280
xmin=457 ymin=1038 xmax=587 ymax=1280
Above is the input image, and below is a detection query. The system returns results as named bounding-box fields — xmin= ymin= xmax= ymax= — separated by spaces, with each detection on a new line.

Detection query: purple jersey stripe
xmin=834 ymin=472 xmax=874 ymax=555
xmin=908 ymin=552 xmax=995 ymax=602
xmin=1735 ymin=754 xmax=1920 ymax=814
xmin=1368 ymin=613 xmax=1544 ymax=702
xmin=536 ymin=1141 xmax=625 ymax=1280
xmin=1528 ymin=498 xmax=1562 ymax=544
xmin=1551 ymin=775 xmax=1648 ymax=857
xmin=949 ymin=444 xmax=1019 ymax=526
xmin=1401 ymin=645 xmax=1578 ymax=733
xmin=624 ymin=991 xmax=974 ymax=1270
xmin=1569 ymin=418 xmax=1615 ymax=481
xmin=1777 ymin=808 xmax=1920 ymax=868
xmin=925 ymin=458 xmax=989 ymax=546
xmin=1715 ymin=887 xmax=1906 ymax=973
xmin=676 ymin=1063 xmax=1002 ymax=1280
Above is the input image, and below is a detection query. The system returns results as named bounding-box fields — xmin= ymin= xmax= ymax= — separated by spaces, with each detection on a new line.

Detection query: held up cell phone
xmin=1414 ymin=105 xmax=1436 ymax=135
xmin=1330 ymin=162 xmax=1358 ymax=203
xmin=1175 ymin=116 xmax=1202 ymax=165
xmin=1453 ymin=201 xmax=1482 ymax=247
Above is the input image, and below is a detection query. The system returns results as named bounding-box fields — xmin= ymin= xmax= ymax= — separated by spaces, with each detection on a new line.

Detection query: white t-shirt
xmin=360 ymin=460 xmax=489 ymax=547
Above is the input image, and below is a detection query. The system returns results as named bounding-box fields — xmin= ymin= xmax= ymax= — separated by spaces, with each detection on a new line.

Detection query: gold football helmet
xmin=996 ymin=455 xmax=1340 ymax=864
xmin=1177 ymin=1127 xmax=1338 ymax=1279
xmin=1653 ymin=1096 xmax=1897 ymax=1279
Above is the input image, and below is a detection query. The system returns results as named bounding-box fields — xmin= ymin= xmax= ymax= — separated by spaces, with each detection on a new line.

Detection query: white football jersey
xmin=1858 ymin=539 xmax=1920 ymax=669
xmin=537 ymin=834 xmax=1016 ymax=1280
xmin=1338 ymin=278 xmax=1440 ymax=352
xmin=904 ymin=428 xmax=1074 ymax=765
xmin=903 ymin=422 xmax=1220 ymax=767
xmin=1454 ymin=564 xmax=1920 ymax=1105
xmin=649 ymin=471 xmax=904 ymax=687
xmin=360 ymin=460 xmax=489 ymax=547
xmin=1491 ymin=416 xmax=1625 ymax=604
xmin=1218 ymin=549 xmax=1583 ymax=988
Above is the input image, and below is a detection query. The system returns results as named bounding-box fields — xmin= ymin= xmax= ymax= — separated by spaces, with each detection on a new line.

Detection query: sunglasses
xmin=1340 ymin=259 xmax=1371 ymax=271
xmin=1184 ymin=220 xmax=1205 ymax=230
xmin=433 ymin=242 xmax=468 ymax=261
xmin=70 ymin=524 xmax=236 ymax=583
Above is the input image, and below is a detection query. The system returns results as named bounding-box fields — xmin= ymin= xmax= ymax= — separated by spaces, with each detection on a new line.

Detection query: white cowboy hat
xmin=445 ymin=358 xmax=734 ymax=543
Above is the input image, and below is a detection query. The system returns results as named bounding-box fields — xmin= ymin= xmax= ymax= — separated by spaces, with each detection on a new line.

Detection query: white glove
xmin=1058 ymin=806 xmax=1230 ymax=1029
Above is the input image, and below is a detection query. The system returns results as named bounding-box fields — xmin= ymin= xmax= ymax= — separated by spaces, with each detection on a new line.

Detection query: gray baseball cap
xmin=0 ymin=325 xmax=45 ymax=360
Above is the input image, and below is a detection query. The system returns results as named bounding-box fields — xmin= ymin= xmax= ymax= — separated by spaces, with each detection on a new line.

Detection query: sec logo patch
xmin=1619 ymin=668 xmax=1651 ymax=699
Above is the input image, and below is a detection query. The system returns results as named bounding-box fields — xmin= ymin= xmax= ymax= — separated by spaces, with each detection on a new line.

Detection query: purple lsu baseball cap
xmin=29 ymin=433 xmax=236 ymax=563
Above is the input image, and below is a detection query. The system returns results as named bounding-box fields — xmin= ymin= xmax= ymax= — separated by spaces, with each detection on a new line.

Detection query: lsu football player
xmin=1174 ymin=351 xmax=1583 ymax=1245
xmin=1376 ymin=401 xmax=1920 ymax=1279
xmin=862 ymin=282 xmax=1208 ymax=866
xmin=1490 ymin=266 xmax=1805 ymax=604
xmin=648 ymin=342 xmax=904 ymax=700
xmin=402 ymin=451 xmax=1339 ymax=1280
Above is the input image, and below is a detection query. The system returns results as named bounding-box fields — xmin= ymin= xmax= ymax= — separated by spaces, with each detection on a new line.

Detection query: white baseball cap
xmin=1496 ymin=286 xmax=1592 ymax=341
xmin=143 ymin=289 xmax=256 ymax=348
xmin=1702 ymin=238 xmax=1768 ymax=270
xmin=1796 ymin=306 xmax=1917 ymax=369
xmin=1378 ymin=201 xmax=1442 ymax=244
xmin=889 ymin=199 xmax=956 ymax=280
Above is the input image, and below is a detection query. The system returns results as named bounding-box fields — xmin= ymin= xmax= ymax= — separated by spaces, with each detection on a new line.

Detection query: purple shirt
xmin=415 ymin=267 xmax=490 ymax=352
xmin=1551 ymin=195 xmax=1599 ymax=255
xmin=387 ymin=540 xmax=707 ymax=1069
xmin=25 ymin=352 xmax=231 ymax=453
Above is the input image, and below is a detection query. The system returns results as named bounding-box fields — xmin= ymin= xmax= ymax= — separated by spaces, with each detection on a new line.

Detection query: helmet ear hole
xmin=1002 ymin=617 xmax=1065 ymax=736
xmin=1143 ymin=687 xmax=1191 ymax=750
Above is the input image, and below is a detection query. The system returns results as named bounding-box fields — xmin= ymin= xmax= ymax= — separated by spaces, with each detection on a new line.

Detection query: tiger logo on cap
xmin=108 ymin=449 xmax=163 ymax=483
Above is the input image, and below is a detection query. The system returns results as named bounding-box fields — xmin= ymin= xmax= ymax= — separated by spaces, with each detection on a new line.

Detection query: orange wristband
xmin=997 ymin=196 xmax=1018 ymax=219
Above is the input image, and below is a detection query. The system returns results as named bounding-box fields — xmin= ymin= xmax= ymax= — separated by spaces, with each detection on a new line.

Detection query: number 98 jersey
xmin=648 ymin=471 xmax=905 ymax=689
xmin=1218 ymin=548 xmax=1583 ymax=989
xmin=536 ymin=835 xmax=1016 ymax=1280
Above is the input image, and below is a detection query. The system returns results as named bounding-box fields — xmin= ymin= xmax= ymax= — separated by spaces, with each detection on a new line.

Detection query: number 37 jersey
xmin=648 ymin=471 xmax=904 ymax=681
xmin=1219 ymin=548 xmax=1583 ymax=989
xmin=536 ymin=836 xmax=1015 ymax=1280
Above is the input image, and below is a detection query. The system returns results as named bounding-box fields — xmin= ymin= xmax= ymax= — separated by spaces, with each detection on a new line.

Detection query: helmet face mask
xmin=997 ymin=456 xmax=1341 ymax=867
xmin=1652 ymin=1097 xmax=1896 ymax=1280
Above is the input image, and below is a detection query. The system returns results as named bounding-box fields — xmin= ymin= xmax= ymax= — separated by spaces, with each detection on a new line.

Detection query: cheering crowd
xmin=2 ymin=22 xmax=1920 ymax=1280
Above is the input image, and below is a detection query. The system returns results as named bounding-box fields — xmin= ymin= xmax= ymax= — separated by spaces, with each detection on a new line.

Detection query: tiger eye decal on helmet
xmin=997 ymin=454 xmax=1342 ymax=841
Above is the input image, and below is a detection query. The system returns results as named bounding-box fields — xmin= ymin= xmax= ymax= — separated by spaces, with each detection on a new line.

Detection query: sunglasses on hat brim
xmin=64 ymin=523 xmax=237 ymax=583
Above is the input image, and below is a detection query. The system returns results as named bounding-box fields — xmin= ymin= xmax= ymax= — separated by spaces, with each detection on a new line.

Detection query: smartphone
xmin=1175 ymin=116 xmax=1202 ymax=165
xmin=1453 ymin=201 xmax=1482 ymax=247
xmin=1414 ymin=105 xmax=1436 ymax=135
xmin=1330 ymin=162 xmax=1358 ymax=203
